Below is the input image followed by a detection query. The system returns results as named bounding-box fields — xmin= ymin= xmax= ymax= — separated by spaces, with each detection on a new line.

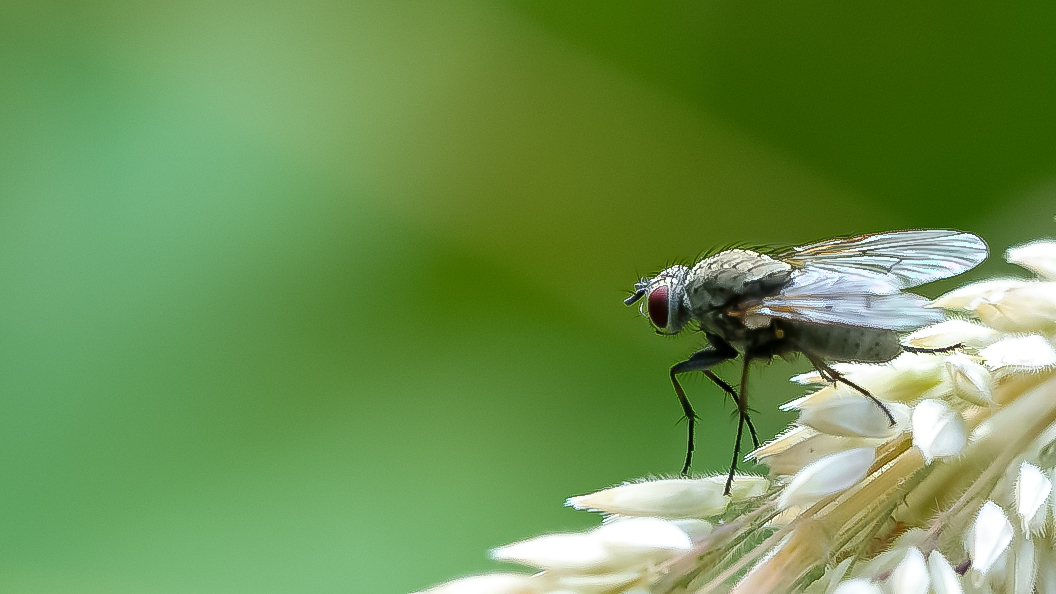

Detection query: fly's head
xmin=624 ymin=265 xmax=691 ymax=335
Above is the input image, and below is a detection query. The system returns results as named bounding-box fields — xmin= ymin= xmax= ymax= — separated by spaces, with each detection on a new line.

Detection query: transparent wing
xmin=747 ymin=271 xmax=944 ymax=330
xmin=777 ymin=229 xmax=988 ymax=289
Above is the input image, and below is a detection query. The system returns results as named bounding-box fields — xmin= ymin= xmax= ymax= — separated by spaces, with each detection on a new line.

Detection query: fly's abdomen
xmin=787 ymin=323 xmax=901 ymax=363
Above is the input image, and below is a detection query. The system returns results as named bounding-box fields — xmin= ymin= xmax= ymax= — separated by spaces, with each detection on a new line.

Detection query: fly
xmin=625 ymin=229 xmax=988 ymax=494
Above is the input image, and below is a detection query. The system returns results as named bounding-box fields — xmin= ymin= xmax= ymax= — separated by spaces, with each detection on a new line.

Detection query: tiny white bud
xmin=1016 ymin=462 xmax=1051 ymax=535
xmin=980 ymin=335 xmax=1056 ymax=371
xmin=831 ymin=578 xmax=882 ymax=594
xmin=927 ymin=550 xmax=964 ymax=594
xmin=944 ymin=354 xmax=994 ymax=406
xmin=778 ymin=447 xmax=875 ymax=510
xmin=904 ymin=319 xmax=1003 ymax=349
xmin=889 ymin=547 xmax=928 ymax=594
xmin=797 ymin=395 xmax=909 ymax=438
xmin=1007 ymin=240 xmax=1056 ymax=280
xmin=911 ymin=399 xmax=967 ymax=463
xmin=930 ymin=279 xmax=1029 ymax=309
xmin=414 ymin=573 xmax=541 ymax=594
xmin=970 ymin=283 xmax=1056 ymax=333
xmin=967 ymin=501 xmax=1014 ymax=578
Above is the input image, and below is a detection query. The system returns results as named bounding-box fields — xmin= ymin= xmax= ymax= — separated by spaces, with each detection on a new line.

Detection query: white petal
xmin=944 ymin=354 xmax=995 ymax=406
xmin=980 ymin=335 xmax=1056 ymax=371
xmin=1015 ymin=462 xmax=1051 ymax=535
xmin=967 ymin=501 xmax=1014 ymax=577
xmin=912 ymin=399 xmax=967 ymax=463
xmin=1007 ymin=240 xmax=1056 ymax=280
xmin=931 ymin=279 xmax=1029 ymax=309
xmin=927 ymin=550 xmax=965 ymax=594
xmin=414 ymin=573 xmax=541 ymax=594
xmin=491 ymin=533 xmax=610 ymax=572
xmin=889 ymin=547 xmax=928 ymax=594
xmin=831 ymin=578 xmax=882 ymax=594
xmin=798 ymin=396 xmax=910 ymax=438
xmin=778 ymin=447 xmax=875 ymax=509
xmin=904 ymin=320 xmax=1003 ymax=349
xmin=567 ymin=479 xmax=728 ymax=519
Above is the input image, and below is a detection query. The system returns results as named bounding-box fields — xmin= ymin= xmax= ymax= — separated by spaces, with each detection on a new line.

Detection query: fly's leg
xmin=704 ymin=370 xmax=760 ymax=450
xmin=723 ymin=357 xmax=755 ymax=496
xmin=670 ymin=344 xmax=738 ymax=477
xmin=902 ymin=343 xmax=964 ymax=354
xmin=805 ymin=353 xmax=896 ymax=426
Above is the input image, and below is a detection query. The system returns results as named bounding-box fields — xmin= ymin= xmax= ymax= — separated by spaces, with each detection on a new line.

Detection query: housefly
xmin=625 ymin=229 xmax=988 ymax=493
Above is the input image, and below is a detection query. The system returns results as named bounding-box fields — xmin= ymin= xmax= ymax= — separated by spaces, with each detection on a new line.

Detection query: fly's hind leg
xmin=670 ymin=342 xmax=738 ymax=477
xmin=804 ymin=353 xmax=896 ymax=426
xmin=902 ymin=343 xmax=964 ymax=354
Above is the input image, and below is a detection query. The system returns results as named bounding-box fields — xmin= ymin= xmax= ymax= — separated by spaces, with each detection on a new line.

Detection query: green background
xmin=1 ymin=2 xmax=1053 ymax=592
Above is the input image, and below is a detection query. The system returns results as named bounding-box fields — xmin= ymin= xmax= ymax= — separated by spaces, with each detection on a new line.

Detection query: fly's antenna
xmin=624 ymin=287 xmax=647 ymax=306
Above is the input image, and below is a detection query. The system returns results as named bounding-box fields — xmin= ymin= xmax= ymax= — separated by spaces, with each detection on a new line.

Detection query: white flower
xmin=980 ymin=335 xmax=1056 ymax=371
xmin=904 ymin=319 xmax=1003 ymax=349
xmin=967 ymin=501 xmax=1014 ymax=579
xmin=888 ymin=547 xmax=928 ymax=594
xmin=1015 ymin=462 xmax=1051 ymax=535
xmin=414 ymin=573 xmax=540 ymax=594
xmin=911 ymin=399 xmax=966 ymax=463
xmin=566 ymin=476 xmax=767 ymax=519
xmin=778 ymin=447 xmax=875 ymax=509
xmin=796 ymin=395 xmax=909 ymax=438
xmin=943 ymin=354 xmax=994 ymax=406
xmin=927 ymin=550 xmax=964 ymax=594
xmin=1007 ymin=240 xmax=1056 ymax=280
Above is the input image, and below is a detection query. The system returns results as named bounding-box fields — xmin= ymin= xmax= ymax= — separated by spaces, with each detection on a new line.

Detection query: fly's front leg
xmin=670 ymin=341 xmax=737 ymax=476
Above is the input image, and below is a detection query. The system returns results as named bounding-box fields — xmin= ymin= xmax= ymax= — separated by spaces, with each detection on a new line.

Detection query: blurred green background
xmin=1 ymin=1 xmax=1054 ymax=592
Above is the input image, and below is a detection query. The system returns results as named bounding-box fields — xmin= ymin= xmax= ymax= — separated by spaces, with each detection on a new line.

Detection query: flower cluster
xmin=416 ymin=239 xmax=1056 ymax=594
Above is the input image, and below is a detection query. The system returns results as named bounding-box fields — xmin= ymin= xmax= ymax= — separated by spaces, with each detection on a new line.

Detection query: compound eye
xmin=647 ymin=285 xmax=669 ymax=329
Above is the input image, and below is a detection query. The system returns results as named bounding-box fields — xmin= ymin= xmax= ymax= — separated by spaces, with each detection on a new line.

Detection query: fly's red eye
xmin=647 ymin=285 xmax=669 ymax=329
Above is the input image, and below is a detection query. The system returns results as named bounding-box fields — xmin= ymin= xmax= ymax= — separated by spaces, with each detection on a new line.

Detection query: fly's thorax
xmin=683 ymin=249 xmax=793 ymax=316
